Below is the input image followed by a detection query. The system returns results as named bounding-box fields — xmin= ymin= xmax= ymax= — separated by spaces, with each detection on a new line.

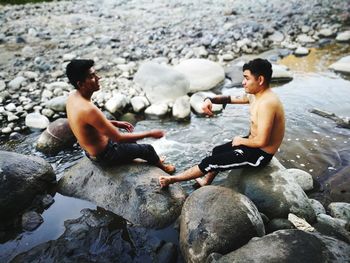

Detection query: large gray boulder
xmin=328 ymin=202 xmax=350 ymax=223
xmin=180 ymin=186 xmax=264 ymax=263
xmin=225 ymin=61 xmax=293 ymax=86
xmin=13 ymin=208 xmax=178 ymax=263
xmin=174 ymin=59 xmax=225 ymax=92
xmin=134 ymin=62 xmax=190 ymax=104
xmin=225 ymin=158 xmax=316 ymax=223
xmin=214 ymin=229 xmax=350 ymax=263
xmin=0 ymin=151 xmax=56 ymax=221
xmin=36 ymin=118 xmax=76 ymax=154
xmin=58 ymin=158 xmax=186 ymax=228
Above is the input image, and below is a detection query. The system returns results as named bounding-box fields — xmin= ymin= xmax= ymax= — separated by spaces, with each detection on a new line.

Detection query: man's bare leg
xmin=159 ymin=165 xmax=204 ymax=188
xmin=194 ymin=171 xmax=217 ymax=187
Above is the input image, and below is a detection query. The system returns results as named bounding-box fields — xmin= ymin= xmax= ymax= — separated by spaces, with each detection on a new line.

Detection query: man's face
xmin=81 ymin=68 xmax=100 ymax=92
xmin=242 ymin=69 xmax=261 ymax=94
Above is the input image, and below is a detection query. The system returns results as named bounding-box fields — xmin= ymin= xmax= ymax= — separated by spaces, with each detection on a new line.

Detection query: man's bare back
xmin=66 ymin=90 xmax=109 ymax=156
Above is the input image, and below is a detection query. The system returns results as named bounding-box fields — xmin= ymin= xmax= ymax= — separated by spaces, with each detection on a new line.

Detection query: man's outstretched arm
xmin=87 ymin=107 xmax=164 ymax=142
xmin=202 ymin=94 xmax=250 ymax=116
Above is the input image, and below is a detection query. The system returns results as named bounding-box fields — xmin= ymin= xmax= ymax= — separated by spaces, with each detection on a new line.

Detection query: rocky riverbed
xmin=1 ymin=0 xmax=350 ymax=262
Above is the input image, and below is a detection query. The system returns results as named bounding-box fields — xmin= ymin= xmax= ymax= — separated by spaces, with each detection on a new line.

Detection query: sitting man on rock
xmin=66 ymin=59 xmax=175 ymax=173
xmin=159 ymin=58 xmax=285 ymax=187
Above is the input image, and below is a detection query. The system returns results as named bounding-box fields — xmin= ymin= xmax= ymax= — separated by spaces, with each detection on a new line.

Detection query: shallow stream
xmin=1 ymin=44 xmax=350 ymax=261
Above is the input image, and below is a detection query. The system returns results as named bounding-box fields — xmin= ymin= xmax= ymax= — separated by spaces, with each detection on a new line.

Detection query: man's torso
xmin=249 ymin=91 xmax=285 ymax=154
xmin=66 ymin=91 xmax=109 ymax=156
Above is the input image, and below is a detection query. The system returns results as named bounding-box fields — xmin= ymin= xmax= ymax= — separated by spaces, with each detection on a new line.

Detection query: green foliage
xmin=0 ymin=0 xmax=54 ymax=5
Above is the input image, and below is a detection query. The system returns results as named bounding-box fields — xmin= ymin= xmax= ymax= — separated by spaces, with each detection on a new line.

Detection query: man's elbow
xmin=255 ymin=138 xmax=269 ymax=148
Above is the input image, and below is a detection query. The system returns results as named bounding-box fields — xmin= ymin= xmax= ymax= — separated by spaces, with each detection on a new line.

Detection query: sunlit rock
xmin=174 ymin=59 xmax=225 ymax=92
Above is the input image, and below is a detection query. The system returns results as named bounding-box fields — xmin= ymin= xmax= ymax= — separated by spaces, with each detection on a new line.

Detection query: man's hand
xmin=111 ymin=120 xmax=134 ymax=132
xmin=118 ymin=121 xmax=134 ymax=132
xmin=232 ymin=136 xmax=242 ymax=146
xmin=202 ymin=98 xmax=214 ymax=116
xmin=148 ymin=129 xmax=165 ymax=139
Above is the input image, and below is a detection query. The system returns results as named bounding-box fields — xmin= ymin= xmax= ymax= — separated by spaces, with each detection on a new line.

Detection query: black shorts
xmin=85 ymin=140 xmax=160 ymax=166
xmin=198 ymin=141 xmax=273 ymax=173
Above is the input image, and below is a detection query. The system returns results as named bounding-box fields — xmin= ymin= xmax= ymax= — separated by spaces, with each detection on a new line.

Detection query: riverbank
xmin=0 ymin=0 xmax=349 ymax=137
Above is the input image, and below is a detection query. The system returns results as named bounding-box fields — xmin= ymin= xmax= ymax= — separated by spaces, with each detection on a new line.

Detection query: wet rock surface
xmin=180 ymin=186 xmax=264 ymax=263
xmin=213 ymin=229 xmax=350 ymax=263
xmin=0 ymin=151 xmax=55 ymax=221
xmin=58 ymin=158 xmax=187 ymax=228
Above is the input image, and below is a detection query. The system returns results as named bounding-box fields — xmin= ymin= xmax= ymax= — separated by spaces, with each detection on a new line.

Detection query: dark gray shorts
xmin=85 ymin=140 xmax=160 ymax=166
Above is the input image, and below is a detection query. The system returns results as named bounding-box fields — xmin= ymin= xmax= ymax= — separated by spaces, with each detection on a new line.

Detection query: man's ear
xmin=258 ymin=75 xmax=265 ymax=86
xmin=77 ymin=80 xmax=83 ymax=88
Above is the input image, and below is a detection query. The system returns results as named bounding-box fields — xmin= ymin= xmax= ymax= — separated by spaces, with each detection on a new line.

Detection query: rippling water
xmin=1 ymin=46 xmax=350 ymax=261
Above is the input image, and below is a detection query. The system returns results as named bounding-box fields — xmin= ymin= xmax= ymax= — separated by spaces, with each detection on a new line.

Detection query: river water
xmin=0 ymin=44 xmax=350 ymax=261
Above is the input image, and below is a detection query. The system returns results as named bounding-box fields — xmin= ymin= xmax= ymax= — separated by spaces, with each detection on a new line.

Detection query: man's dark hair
xmin=66 ymin=59 xmax=94 ymax=89
xmin=243 ymin=58 xmax=272 ymax=85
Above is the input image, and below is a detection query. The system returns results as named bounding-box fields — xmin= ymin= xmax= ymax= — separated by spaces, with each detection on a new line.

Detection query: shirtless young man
xmin=65 ymin=59 xmax=175 ymax=173
xmin=159 ymin=58 xmax=285 ymax=187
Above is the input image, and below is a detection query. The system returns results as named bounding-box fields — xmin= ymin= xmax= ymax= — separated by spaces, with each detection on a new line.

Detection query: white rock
xmin=284 ymin=168 xmax=313 ymax=191
xmin=329 ymin=56 xmax=350 ymax=74
xmin=63 ymin=53 xmax=76 ymax=61
xmin=25 ymin=112 xmax=50 ymax=129
xmin=222 ymin=54 xmax=234 ymax=61
xmin=1 ymin=127 xmax=12 ymax=134
xmin=113 ymin=57 xmax=127 ymax=64
xmin=336 ymin=30 xmax=350 ymax=42
xmin=41 ymin=89 xmax=53 ymax=99
xmin=41 ymin=108 xmax=55 ymax=118
xmin=105 ymin=94 xmax=128 ymax=114
xmin=23 ymin=71 xmax=39 ymax=80
xmin=0 ymin=80 xmax=5 ymax=91
xmin=7 ymin=112 xmax=19 ymax=122
xmin=328 ymin=202 xmax=350 ymax=222
xmin=297 ymin=34 xmax=315 ymax=43
xmin=294 ymin=47 xmax=309 ymax=56
xmin=134 ymin=62 xmax=190 ymax=104
xmin=8 ymin=76 xmax=26 ymax=90
xmin=174 ymin=59 xmax=225 ymax=92
xmin=172 ymin=95 xmax=191 ymax=119
xmin=190 ymin=92 xmax=223 ymax=114
xmin=5 ymin=103 xmax=16 ymax=112
xmin=318 ymin=28 xmax=335 ymax=38
xmin=45 ymin=81 xmax=71 ymax=91
xmin=271 ymin=64 xmax=293 ymax=81
xmin=309 ymin=199 xmax=326 ymax=215
xmin=144 ymin=103 xmax=168 ymax=117
xmin=45 ymin=95 xmax=68 ymax=112
xmin=268 ymin=31 xmax=284 ymax=42
xmin=288 ymin=213 xmax=315 ymax=232
xmin=130 ymin=96 xmax=150 ymax=113
xmin=22 ymin=46 xmax=34 ymax=58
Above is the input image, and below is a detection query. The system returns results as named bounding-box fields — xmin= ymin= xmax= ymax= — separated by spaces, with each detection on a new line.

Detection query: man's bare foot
xmin=159 ymin=176 xmax=173 ymax=188
xmin=158 ymin=156 xmax=176 ymax=174
xmin=162 ymin=164 xmax=176 ymax=174
xmin=194 ymin=177 xmax=211 ymax=187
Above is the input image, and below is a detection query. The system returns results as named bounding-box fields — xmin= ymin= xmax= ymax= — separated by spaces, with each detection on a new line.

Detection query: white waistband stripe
xmin=204 ymin=156 xmax=265 ymax=172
